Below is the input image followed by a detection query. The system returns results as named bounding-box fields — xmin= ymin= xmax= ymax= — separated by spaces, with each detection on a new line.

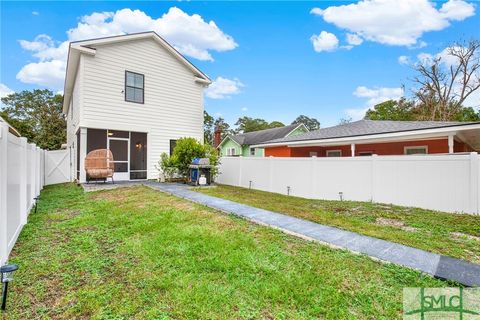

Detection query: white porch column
xmin=448 ymin=135 xmax=454 ymax=154
xmin=351 ymin=143 xmax=356 ymax=157
xmin=79 ymin=127 xmax=88 ymax=183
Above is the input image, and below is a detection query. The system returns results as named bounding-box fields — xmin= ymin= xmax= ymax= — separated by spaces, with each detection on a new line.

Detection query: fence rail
xmin=217 ymin=154 xmax=480 ymax=215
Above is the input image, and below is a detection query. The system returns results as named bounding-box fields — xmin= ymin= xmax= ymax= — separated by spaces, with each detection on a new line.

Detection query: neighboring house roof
xmin=254 ymin=120 xmax=480 ymax=147
xmin=220 ymin=124 xmax=307 ymax=147
xmin=62 ymin=31 xmax=212 ymax=113
xmin=0 ymin=116 xmax=21 ymax=137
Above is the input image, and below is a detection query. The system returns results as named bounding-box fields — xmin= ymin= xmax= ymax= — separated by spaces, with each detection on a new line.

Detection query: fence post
xmin=469 ymin=152 xmax=479 ymax=215
xmin=36 ymin=146 xmax=40 ymax=196
xmin=79 ymin=127 xmax=87 ymax=183
xmin=238 ymin=156 xmax=243 ymax=187
xmin=371 ymin=154 xmax=378 ymax=203
xmin=311 ymin=156 xmax=317 ymax=198
xmin=30 ymin=144 xmax=37 ymax=201
xmin=0 ymin=123 xmax=8 ymax=265
xmin=268 ymin=156 xmax=274 ymax=193
xmin=19 ymin=138 xmax=28 ymax=225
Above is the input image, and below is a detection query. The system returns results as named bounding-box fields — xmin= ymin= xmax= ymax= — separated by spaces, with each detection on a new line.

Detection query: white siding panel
xmin=66 ymin=57 xmax=83 ymax=181
xmin=81 ymin=38 xmax=204 ymax=179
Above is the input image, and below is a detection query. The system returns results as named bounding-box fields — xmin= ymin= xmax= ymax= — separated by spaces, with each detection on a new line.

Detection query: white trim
xmin=218 ymin=135 xmax=242 ymax=148
xmin=285 ymin=123 xmax=309 ymax=137
xmin=63 ymin=31 xmax=211 ymax=113
xmin=326 ymin=149 xmax=342 ymax=157
xmin=404 ymin=145 xmax=428 ymax=155
xmin=251 ymin=123 xmax=480 ymax=148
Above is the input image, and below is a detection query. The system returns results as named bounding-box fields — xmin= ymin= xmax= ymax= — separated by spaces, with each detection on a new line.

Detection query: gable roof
xmin=221 ymin=124 xmax=306 ymax=147
xmin=62 ymin=31 xmax=211 ymax=113
xmin=256 ymin=120 xmax=480 ymax=146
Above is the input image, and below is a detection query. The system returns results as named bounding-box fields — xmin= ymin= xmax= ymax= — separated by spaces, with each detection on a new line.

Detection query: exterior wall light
xmin=1 ymin=264 xmax=19 ymax=311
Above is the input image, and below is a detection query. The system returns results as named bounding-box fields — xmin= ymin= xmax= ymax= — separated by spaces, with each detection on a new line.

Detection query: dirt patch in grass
xmin=450 ymin=232 xmax=480 ymax=242
xmin=374 ymin=218 xmax=419 ymax=233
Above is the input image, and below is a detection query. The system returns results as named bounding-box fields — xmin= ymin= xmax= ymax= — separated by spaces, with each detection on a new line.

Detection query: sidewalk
xmin=145 ymin=182 xmax=480 ymax=287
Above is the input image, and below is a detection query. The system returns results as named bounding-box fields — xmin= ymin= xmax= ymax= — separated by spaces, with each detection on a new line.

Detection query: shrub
xmin=157 ymin=137 xmax=220 ymax=182
xmin=156 ymin=152 xmax=177 ymax=181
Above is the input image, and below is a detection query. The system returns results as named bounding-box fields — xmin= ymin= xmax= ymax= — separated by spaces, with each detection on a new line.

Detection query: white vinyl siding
xmin=66 ymin=58 xmax=83 ymax=181
xmin=79 ymin=38 xmax=204 ymax=179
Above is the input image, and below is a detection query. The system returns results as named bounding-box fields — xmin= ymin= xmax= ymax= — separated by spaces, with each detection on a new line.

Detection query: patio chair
xmin=84 ymin=149 xmax=115 ymax=184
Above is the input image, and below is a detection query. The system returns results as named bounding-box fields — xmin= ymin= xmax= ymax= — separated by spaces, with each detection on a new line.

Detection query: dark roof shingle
xmin=229 ymin=124 xmax=302 ymax=146
xmin=262 ymin=120 xmax=478 ymax=144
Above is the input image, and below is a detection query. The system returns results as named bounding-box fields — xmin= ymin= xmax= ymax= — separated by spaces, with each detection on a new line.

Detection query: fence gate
xmin=45 ymin=150 xmax=70 ymax=185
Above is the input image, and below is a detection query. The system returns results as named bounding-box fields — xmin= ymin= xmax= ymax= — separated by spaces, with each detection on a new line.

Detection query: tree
xmin=234 ymin=116 xmax=284 ymax=133
xmin=412 ymin=39 xmax=480 ymax=121
xmin=338 ymin=117 xmax=353 ymax=125
xmin=269 ymin=121 xmax=285 ymax=128
xmin=213 ymin=117 xmax=231 ymax=140
xmin=365 ymin=99 xmax=415 ymax=121
xmin=204 ymin=111 xmax=214 ymax=145
xmin=291 ymin=115 xmax=320 ymax=131
xmin=1 ymin=89 xmax=66 ymax=150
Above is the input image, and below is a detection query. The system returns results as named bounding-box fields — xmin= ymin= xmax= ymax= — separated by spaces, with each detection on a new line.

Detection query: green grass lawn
xmin=195 ymin=185 xmax=480 ymax=264
xmin=5 ymin=184 xmax=451 ymax=319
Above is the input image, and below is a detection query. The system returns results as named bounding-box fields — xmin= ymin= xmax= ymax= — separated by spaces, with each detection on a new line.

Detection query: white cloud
xmin=310 ymin=31 xmax=339 ymax=52
xmin=310 ymin=0 xmax=475 ymax=47
xmin=32 ymin=11 xmax=39 ymax=16
xmin=17 ymin=60 xmax=66 ymax=89
xmin=241 ymin=107 xmax=248 ymax=112
xmin=17 ymin=7 xmax=237 ymax=90
xmin=416 ymin=46 xmax=463 ymax=66
xmin=0 ymin=83 xmax=14 ymax=99
xmin=205 ymin=77 xmax=243 ymax=99
xmin=417 ymin=52 xmax=434 ymax=64
xmin=346 ymin=86 xmax=404 ymax=120
xmin=398 ymin=55 xmax=410 ymax=65
xmin=440 ymin=0 xmax=476 ymax=20
xmin=346 ymin=33 xmax=363 ymax=46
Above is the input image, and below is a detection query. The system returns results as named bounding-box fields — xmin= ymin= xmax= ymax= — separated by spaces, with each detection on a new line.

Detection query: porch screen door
xmin=108 ymin=138 xmax=130 ymax=181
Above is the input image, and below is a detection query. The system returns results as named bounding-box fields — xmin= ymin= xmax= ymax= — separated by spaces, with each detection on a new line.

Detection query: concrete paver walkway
xmin=144 ymin=182 xmax=480 ymax=287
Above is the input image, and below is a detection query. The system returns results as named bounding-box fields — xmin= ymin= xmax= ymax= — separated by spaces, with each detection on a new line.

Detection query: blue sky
xmin=1 ymin=1 xmax=479 ymax=127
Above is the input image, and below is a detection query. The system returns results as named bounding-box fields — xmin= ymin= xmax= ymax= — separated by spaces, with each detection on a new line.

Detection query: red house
xmin=253 ymin=120 xmax=480 ymax=157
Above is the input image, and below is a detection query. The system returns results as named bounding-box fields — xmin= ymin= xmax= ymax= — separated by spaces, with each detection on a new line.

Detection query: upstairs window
xmin=125 ymin=71 xmax=144 ymax=103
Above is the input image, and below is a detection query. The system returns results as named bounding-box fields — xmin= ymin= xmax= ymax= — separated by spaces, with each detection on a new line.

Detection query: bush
xmin=156 ymin=137 xmax=220 ymax=182
xmin=156 ymin=152 xmax=177 ymax=181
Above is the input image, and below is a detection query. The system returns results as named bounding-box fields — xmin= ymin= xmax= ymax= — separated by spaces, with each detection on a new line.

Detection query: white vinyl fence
xmin=0 ymin=121 xmax=45 ymax=265
xmin=217 ymin=154 xmax=480 ymax=215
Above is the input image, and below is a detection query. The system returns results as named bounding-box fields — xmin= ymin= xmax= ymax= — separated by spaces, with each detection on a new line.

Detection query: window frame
xmin=404 ymin=146 xmax=428 ymax=155
xmin=250 ymin=148 xmax=255 ymax=156
xmin=125 ymin=70 xmax=145 ymax=104
xmin=169 ymin=139 xmax=177 ymax=156
xmin=358 ymin=151 xmax=374 ymax=156
xmin=326 ymin=150 xmax=342 ymax=157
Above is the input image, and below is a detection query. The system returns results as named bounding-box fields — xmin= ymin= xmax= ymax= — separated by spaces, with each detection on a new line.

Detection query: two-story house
xmin=63 ymin=32 xmax=211 ymax=182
